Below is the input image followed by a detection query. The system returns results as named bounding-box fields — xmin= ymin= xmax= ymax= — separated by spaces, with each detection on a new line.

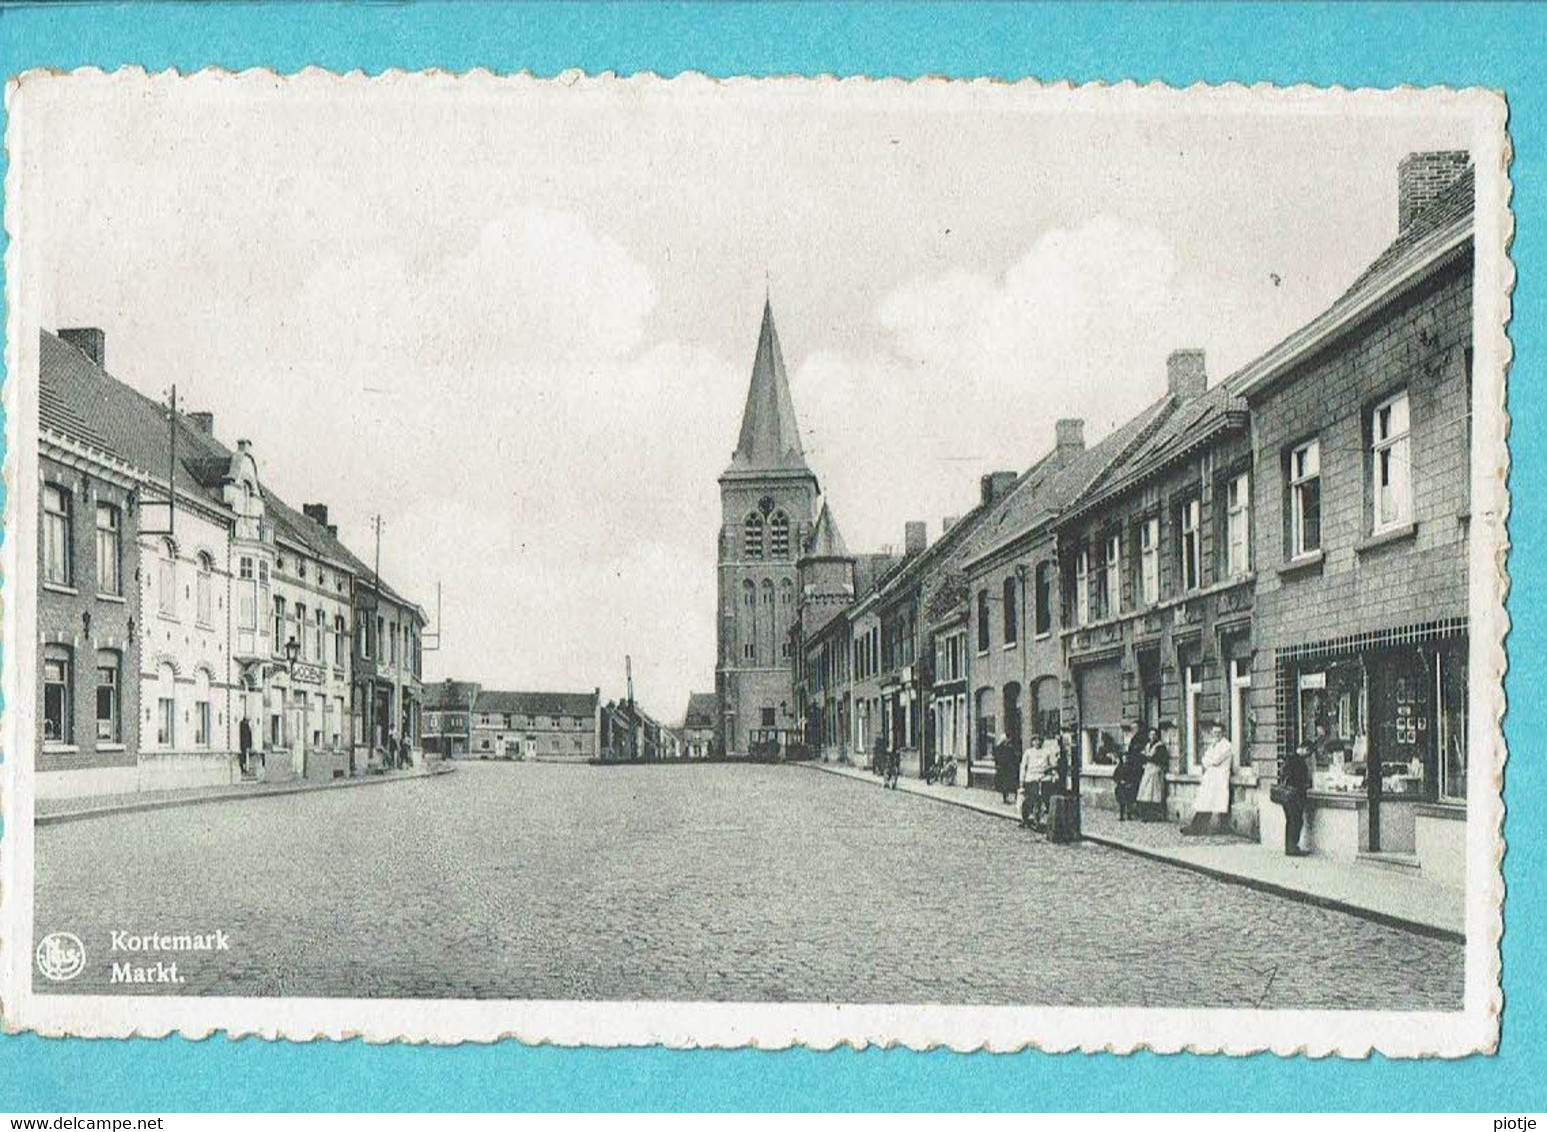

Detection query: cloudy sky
xmin=15 ymin=73 xmax=1476 ymax=720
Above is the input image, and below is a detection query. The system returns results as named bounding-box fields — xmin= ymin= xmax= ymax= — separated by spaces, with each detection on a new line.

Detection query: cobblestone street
xmin=33 ymin=762 xmax=1462 ymax=1008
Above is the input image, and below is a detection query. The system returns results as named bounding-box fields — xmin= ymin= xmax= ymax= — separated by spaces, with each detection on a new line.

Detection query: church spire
xmin=728 ymin=299 xmax=810 ymax=474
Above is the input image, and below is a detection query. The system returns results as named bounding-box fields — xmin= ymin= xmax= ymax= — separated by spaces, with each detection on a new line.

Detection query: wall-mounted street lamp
xmin=284 ymin=636 xmax=300 ymax=670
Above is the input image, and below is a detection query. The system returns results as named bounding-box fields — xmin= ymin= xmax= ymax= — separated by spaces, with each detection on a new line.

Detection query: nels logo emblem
xmin=36 ymin=931 xmax=85 ymax=982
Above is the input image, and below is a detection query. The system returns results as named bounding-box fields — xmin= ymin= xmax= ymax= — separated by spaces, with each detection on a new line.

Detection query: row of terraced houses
xmin=714 ymin=151 xmax=1476 ymax=885
xmin=35 ymin=327 xmax=428 ymax=800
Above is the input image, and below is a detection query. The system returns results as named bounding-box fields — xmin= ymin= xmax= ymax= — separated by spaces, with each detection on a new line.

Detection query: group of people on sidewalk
xmin=929 ymin=715 xmax=1317 ymax=858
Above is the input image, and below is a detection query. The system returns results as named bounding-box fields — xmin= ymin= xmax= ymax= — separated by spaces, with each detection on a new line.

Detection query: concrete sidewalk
xmin=798 ymin=760 xmax=1464 ymax=942
xmin=35 ymin=763 xmax=455 ymax=826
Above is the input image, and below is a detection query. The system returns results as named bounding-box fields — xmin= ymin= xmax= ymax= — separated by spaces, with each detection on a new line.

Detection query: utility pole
xmin=366 ymin=514 xmax=382 ymax=757
xmin=626 ymin=654 xmax=638 ymax=762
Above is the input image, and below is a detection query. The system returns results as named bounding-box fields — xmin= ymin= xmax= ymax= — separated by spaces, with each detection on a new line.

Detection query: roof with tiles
xmin=41 ymin=328 xmax=423 ymax=616
xmin=473 ymin=689 xmax=599 ymax=718
xmin=964 ymin=398 xmax=1176 ymax=569
xmin=684 ymin=692 xmax=718 ymax=729
xmin=423 ymin=680 xmax=483 ymax=712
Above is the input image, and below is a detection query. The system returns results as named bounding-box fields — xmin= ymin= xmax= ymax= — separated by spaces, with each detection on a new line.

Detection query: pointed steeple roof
xmin=727 ymin=299 xmax=810 ymax=475
xmin=804 ymin=501 xmax=850 ymax=559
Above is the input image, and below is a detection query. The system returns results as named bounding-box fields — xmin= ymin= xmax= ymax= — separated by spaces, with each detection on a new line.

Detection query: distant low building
xmin=681 ymin=692 xmax=718 ymax=759
xmin=467 ymin=688 xmax=600 ymax=761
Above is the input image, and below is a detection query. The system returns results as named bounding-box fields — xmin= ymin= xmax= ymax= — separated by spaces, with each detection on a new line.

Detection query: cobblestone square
xmin=33 ymin=762 xmax=1462 ymax=1008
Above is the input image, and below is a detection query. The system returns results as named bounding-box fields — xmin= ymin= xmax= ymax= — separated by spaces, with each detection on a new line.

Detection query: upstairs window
xmin=1002 ymin=576 xmax=1018 ymax=645
xmin=1289 ymin=439 xmax=1322 ymax=558
xmin=743 ymin=513 xmax=765 ymax=560
xmin=1034 ymin=561 xmax=1053 ymax=636
xmin=1372 ymin=390 xmax=1413 ymax=532
xmin=334 ymin=615 xmax=347 ymax=666
xmin=196 ymin=552 xmax=214 ymax=626
xmin=1179 ymin=497 xmax=1202 ymax=592
xmin=1226 ymin=473 xmax=1251 ymax=577
xmin=95 ymin=503 xmax=121 ymax=596
xmin=273 ymin=595 xmax=287 ymax=649
xmin=770 ymin=511 xmax=790 ymax=559
xmin=157 ymin=539 xmax=178 ymax=617
xmin=976 ymin=589 xmax=990 ymax=653
xmin=1075 ymin=546 xmax=1091 ymax=626
xmin=1104 ymin=531 xmax=1123 ymax=616
xmin=43 ymin=484 xmax=73 ymax=586
xmin=1140 ymin=517 xmax=1160 ymax=606
xmin=238 ymin=556 xmax=257 ymax=630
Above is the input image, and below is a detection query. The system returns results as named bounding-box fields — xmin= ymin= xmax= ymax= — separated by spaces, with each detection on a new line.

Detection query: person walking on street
xmin=1277 ymin=743 xmax=1313 ymax=856
xmin=1115 ymin=721 xmax=1148 ymax=821
xmin=1136 ymin=720 xmax=1172 ymax=821
xmin=1182 ymin=721 xmax=1235 ymax=836
xmin=238 ymin=714 xmax=254 ymax=779
xmin=993 ymin=732 xmax=1018 ymax=804
xmin=1019 ymin=734 xmax=1047 ymax=827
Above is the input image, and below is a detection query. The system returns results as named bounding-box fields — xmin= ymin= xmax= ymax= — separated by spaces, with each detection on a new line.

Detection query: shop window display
xmin=1297 ymin=660 xmax=1368 ymax=792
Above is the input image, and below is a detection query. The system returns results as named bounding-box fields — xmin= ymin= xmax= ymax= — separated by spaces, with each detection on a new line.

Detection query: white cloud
xmin=794 ymin=214 xmax=1197 ymax=553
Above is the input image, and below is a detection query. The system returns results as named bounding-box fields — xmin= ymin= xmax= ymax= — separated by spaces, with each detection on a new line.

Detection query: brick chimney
xmin=58 ymin=327 xmax=105 ymax=368
xmin=1167 ymin=349 xmax=1207 ymax=403
xmin=980 ymin=470 xmax=1018 ymax=506
xmin=1398 ymin=150 xmax=1470 ymax=233
xmin=303 ymin=502 xmax=329 ymax=528
xmin=904 ymin=521 xmax=928 ymax=555
xmin=187 ymin=411 xmax=215 ymax=436
xmin=1055 ymin=418 xmax=1085 ymax=459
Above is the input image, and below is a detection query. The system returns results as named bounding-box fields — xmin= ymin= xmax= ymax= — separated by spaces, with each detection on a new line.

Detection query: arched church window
xmin=780 ymin=578 xmax=794 ymax=606
xmin=770 ymin=511 xmax=790 ymax=559
xmin=742 ymin=579 xmax=756 ymax=607
xmin=743 ymin=513 xmax=764 ymax=560
xmin=761 ymin=579 xmax=775 ymax=606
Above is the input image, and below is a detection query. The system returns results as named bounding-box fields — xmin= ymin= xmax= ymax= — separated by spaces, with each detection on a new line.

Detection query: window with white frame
xmin=1289 ymin=438 xmax=1322 ymax=557
xmin=196 ymin=553 xmax=214 ymax=626
xmin=1104 ymin=531 xmax=1122 ymax=616
xmin=1140 ymin=517 xmax=1160 ymax=605
xmin=238 ymin=556 xmax=257 ymax=629
xmin=1226 ymin=473 xmax=1250 ymax=577
xmin=1075 ymin=546 xmax=1091 ymax=626
xmin=1183 ymin=662 xmax=1204 ymax=772
xmin=274 ymin=596 xmax=287 ymax=650
xmin=976 ymin=589 xmax=990 ymax=652
xmin=156 ymin=664 xmax=177 ymax=748
xmin=334 ymin=615 xmax=347 ymax=667
xmin=193 ymin=669 xmax=212 ymax=747
xmin=1179 ymin=498 xmax=1201 ymax=591
xmin=157 ymin=539 xmax=177 ymax=617
xmin=95 ymin=503 xmax=121 ymax=596
xmin=1034 ymin=561 xmax=1053 ymax=636
xmin=1371 ymin=390 xmax=1413 ymax=532
xmin=1229 ymin=654 xmax=1252 ymax=767
xmin=43 ymin=483 xmax=72 ymax=587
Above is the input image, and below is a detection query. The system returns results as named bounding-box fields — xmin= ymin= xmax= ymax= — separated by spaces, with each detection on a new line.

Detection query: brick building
xmin=37 ymin=341 xmax=143 ymax=795
xmin=957 ymin=411 xmax=1166 ymax=788
xmin=1055 ymin=354 xmax=1259 ymax=829
xmin=1240 ymin=153 xmax=1474 ymax=882
xmin=469 ymin=689 xmax=600 ymax=760
xmin=423 ymin=679 xmax=483 ymax=757
xmin=716 ymin=301 xmax=817 ymax=757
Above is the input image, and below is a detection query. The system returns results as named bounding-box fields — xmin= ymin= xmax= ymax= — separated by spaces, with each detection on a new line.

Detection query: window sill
xmin=1356 ymin=522 xmax=1417 ymax=555
xmin=97 ymin=743 xmax=126 ymax=752
xmin=1034 ymin=632 xmax=1052 ymax=642
xmin=156 ymin=612 xmax=180 ymax=624
xmin=1276 ymin=550 xmax=1325 ymax=577
xmin=95 ymin=592 xmax=127 ymax=604
xmin=42 ymin=582 xmax=78 ymax=596
xmin=1002 ymin=641 xmax=1018 ymax=651
xmin=1414 ymin=800 xmax=1467 ymax=821
xmin=42 ymin=744 xmax=80 ymax=754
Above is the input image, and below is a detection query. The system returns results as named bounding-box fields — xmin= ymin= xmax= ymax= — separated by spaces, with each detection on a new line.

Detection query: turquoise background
xmin=0 ymin=1 xmax=1539 ymax=1112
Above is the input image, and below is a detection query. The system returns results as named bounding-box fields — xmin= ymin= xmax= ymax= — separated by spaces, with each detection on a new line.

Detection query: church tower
xmin=716 ymin=300 xmax=819 ymax=757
